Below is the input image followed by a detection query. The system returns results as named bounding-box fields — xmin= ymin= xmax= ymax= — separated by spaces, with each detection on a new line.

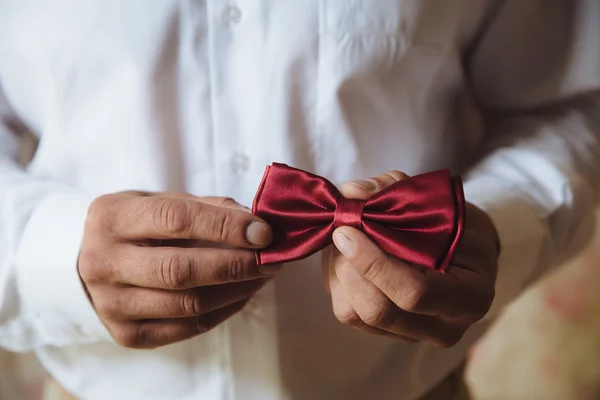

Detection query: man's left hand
xmin=322 ymin=171 xmax=499 ymax=348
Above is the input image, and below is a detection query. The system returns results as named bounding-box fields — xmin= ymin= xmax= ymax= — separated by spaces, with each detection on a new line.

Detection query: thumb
xmin=340 ymin=170 xmax=409 ymax=200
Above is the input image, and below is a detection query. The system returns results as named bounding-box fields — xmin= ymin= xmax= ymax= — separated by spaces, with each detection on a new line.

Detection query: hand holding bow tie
xmin=253 ymin=163 xmax=499 ymax=347
xmin=324 ymin=171 xmax=500 ymax=347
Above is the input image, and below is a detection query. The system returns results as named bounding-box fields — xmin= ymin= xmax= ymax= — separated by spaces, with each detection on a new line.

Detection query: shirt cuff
xmin=463 ymin=176 xmax=550 ymax=321
xmin=14 ymin=190 xmax=114 ymax=346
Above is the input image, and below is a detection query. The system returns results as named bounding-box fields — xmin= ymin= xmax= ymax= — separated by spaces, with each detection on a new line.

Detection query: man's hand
xmin=323 ymin=171 xmax=499 ymax=348
xmin=79 ymin=192 xmax=279 ymax=349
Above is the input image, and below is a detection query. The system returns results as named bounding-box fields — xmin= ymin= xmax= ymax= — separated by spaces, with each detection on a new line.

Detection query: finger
xmin=169 ymin=195 xmax=252 ymax=214
xmin=340 ymin=170 xmax=408 ymax=200
xmin=113 ymin=246 xmax=281 ymax=289
xmin=111 ymin=300 xmax=248 ymax=349
xmin=121 ymin=192 xmax=253 ymax=213
xmin=112 ymin=196 xmax=272 ymax=248
xmin=333 ymin=294 xmax=420 ymax=343
xmin=333 ymin=226 xmax=488 ymax=321
xmin=335 ymin=261 xmax=430 ymax=342
xmin=328 ymin=247 xmax=418 ymax=343
xmin=96 ymin=279 xmax=268 ymax=320
xmin=334 ymin=258 xmax=465 ymax=347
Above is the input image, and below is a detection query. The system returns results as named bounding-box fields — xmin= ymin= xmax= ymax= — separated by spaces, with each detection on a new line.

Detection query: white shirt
xmin=0 ymin=1 xmax=599 ymax=399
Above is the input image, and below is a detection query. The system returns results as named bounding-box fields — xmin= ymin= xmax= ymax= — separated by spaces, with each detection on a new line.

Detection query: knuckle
xmin=362 ymin=302 xmax=392 ymax=327
xmin=155 ymin=199 xmax=192 ymax=236
xmin=158 ymin=253 xmax=194 ymax=289
xmin=86 ymin=195 xmax=112 ymax=229
xmin=384 ymin=170 xmax=408 ymax=182
xmin=218 ymin=197 xmax=238 ymax=208
xmin=86 ymin=194 xmax=126 ymax=236
xmin=95 ymin=295 xmax=122 ymax=318
xmin=369 ymin=171 xmax=407 ymax=190
xmin=220 ymin=254 xmax=248 ymax=282
xmin=398 ymin=277 xmax=429 ymax=313
xmin=181 ymin=293 xmax=203 ymax=317
xmin=369 ymin=176 xmax=386 ymax=190
xmin=78 ymin=247 xmax=112 ymax=285
xmin=206 ymin=210 xmax=233 ymax=243
xmin=361 ymin=256 xmax=389 ymax=283
xmin=112 ymin=325 xmax=143 ymax=349
xmin=334 ymin=305 xmax=362 ymax=327
xmin=77 ymin=249 xmax=97 ymax=282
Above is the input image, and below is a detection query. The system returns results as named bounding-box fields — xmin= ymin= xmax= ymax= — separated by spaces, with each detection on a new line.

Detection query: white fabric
xmin=0 ymin=1 xmax=599 ymax=399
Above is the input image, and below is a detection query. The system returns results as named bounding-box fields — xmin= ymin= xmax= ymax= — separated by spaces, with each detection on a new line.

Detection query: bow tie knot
xmin=334 ymin=197 xmax=365 ymax=230
xmin=252 ymin=163 xmax=465 ymax=272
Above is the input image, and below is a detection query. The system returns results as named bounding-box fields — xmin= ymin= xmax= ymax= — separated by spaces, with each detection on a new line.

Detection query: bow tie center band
xmin=252 ymin=163 xmax=465 ymax=273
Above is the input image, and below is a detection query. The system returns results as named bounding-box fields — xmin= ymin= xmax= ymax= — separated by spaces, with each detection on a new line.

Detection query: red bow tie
xmin=252 ymin=163 xmax=465 ymax=272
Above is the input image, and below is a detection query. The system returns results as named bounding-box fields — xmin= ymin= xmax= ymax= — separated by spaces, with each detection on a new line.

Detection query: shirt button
xmin=224 ymin=5 xmax=242 ymax=24
xmin=231 ymin=153 xmax=250 ymax=173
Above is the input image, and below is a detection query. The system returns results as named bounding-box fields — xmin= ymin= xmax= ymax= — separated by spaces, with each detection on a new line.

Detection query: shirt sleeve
xmin=463 ymin=0 xmax=600 ymax=319
xmin=0 ymin=83 xmax=113 ymax=352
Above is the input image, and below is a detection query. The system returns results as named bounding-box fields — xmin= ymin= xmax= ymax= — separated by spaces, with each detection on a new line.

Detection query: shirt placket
xmin=180 ymin=1 xmax=235 ymax=399
xmin=203 ymin=1 xmax=283 ymax=399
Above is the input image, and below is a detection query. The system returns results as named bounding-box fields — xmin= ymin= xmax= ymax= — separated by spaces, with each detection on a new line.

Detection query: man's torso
xmin=0 ymin=1 xmax=494 ymax=399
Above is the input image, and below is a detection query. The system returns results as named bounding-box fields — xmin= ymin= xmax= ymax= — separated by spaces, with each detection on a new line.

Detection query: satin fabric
xmin=253 ymin=163 xmax=465 ymax=272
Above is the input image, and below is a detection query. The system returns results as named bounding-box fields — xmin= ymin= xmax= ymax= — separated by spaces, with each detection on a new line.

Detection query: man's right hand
xmin=78 ymin=192 xmax=278 ymax=349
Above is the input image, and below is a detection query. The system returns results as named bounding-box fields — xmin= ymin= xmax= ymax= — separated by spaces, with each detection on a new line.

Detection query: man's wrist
xmin=467 ymin=202 xmax=501 ymax=257
xmin=463 ymin=177 xmax=548 ymax=321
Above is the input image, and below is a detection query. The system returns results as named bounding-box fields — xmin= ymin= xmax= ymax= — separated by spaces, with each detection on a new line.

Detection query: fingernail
xmin=246 ymin=221 xmax=272 ymax=246
xmin=352 ymin=179 xmax=376 ymax=191
xmin=333 ymin=231 xmax=354 ymax=257
xmin=258 ymin=263 xmax=283 ymax=275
